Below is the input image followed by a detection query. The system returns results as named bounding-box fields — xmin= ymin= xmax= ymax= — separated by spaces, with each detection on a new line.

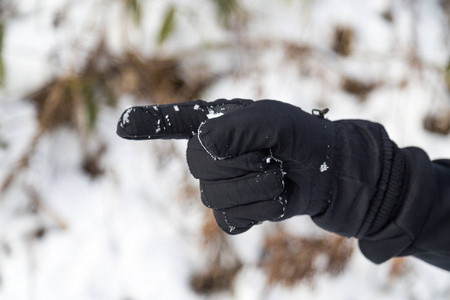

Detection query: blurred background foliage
xmin=124 ymin=0 xmax=143 ymax=25
xmin=0 ymin=0 xmax=449 ymax=298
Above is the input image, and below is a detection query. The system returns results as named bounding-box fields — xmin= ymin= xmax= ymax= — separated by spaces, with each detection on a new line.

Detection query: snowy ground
xmin=0 ymin=0 xmax=450 ymax=299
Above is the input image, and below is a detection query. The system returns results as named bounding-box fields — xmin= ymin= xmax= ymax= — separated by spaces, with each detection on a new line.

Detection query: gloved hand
xmin=117 ymin=99 xmax=450 ymax=272
xmin=117 ymin=99 xmax=405 ymax=239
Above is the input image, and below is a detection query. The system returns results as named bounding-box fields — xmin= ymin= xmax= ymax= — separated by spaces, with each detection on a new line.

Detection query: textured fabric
xmin=117 ymin=98 xmax=450 ymax=271
xmin=116 ymin=99 xmax=253 ymax=140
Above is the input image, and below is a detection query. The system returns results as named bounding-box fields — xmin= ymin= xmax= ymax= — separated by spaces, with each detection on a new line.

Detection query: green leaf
xmin=77 ymin=80 xmax=97 ymax=131
xmin=84 ymin=87 xmax=97 ymax=130
xmin=126 ymin=0 xmax=142 ymax=25
xmin=0 ymin=56 xmax=4 ymax=87
xmin=0 ymin=21 xmax=5 ymax=86
xmin=0 ymin=21 xmax=4 ymax=52
xmin=157 ymin=6 xmax=176 ymax=45
xmin=210 ymin=0 xmax=239 ymax=27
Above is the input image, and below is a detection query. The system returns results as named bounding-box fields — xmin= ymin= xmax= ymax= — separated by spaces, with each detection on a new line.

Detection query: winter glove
xmin=118 ymin=98 xmax=450 ymax=272
xmin=117 ymin=98 xmax=405 ymax=238
xmin=117 ymin=99 xmax=330 ymax=234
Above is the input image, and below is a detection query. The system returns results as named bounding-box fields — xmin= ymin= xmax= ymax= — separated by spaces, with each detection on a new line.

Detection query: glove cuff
xmin=355 ymin=139 xmax=407 ymax=238
xmin=311 ymin=120 xmax=407 ymax=238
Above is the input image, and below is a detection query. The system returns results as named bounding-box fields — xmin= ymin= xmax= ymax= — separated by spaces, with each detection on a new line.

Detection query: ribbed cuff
xmin=356 ymin=139 xmax=407 ymax=239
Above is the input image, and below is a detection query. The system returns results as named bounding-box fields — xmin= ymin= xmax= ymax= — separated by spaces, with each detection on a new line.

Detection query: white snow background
xmin=0 ymin=0 xmax=450 ymax=299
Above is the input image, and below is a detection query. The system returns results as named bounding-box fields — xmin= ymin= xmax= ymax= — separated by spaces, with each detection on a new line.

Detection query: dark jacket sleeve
xmin=360 ymin=155 xmax=450 ymax=270
xmin=311 ymin=119 xmax=450 ymax=271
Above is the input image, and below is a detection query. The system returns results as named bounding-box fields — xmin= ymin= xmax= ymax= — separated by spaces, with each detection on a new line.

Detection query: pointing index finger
xmin=116 ymin=99 xmax=253 ymax=140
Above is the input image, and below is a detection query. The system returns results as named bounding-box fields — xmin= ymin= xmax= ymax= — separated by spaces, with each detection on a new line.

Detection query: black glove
xmin=118 ymin=99 xmax=450 ymax=272
xmin=117 ymin=99 xmax=405 ymax=239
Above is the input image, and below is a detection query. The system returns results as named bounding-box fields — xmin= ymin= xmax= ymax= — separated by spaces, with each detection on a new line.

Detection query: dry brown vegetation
xmin=389 ymin=257 xmax=408 ymax=280
xmin=333 ymin=27 xmax=355 ymax=57
xmin=190 ymin=210 xmax=243 ymax=295
xmin=191 ymin=260 xmax=243 ymax=295
xmin=28 ymin=42 xmax=213 ymax=134
xmin=1 ymin=40 xmax=218 ymax=192
xmin=423 ymin=110 xmax=450 ymax=135
xmin=341 ymin=76 xmax=379 ymax=101
xmin=442 ymin=0 xmax=450 ymax=20
xmin=259 ymin=229 xmax=354 ymax=287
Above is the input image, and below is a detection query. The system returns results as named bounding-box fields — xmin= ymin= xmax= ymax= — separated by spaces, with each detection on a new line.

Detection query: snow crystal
xmin=153 ymin=106 xmax=159 ymax=111
xmin=206 ymin=112 xmax=224 ymax=119
xmin=277 ymin=196 xmax=284 ymax=205
xmin=266 ymin=157 xmax=272 ymax=163
xmin=320 ymin=162 xmax=329 ymax=172
xmin=222 ymin=211 xmax=235 ymax=232
xmin=173 ymin=105 xmax=180 ymax=112
xmin=206 ymin=107 xmax=225 ymax=119
xmin=193 ymin=104 xmax=200 ymax=110
xmin=155 ymin=118 xmax=162 ymax=133
xmin=120 ymin=108 xmax=132 ymax=128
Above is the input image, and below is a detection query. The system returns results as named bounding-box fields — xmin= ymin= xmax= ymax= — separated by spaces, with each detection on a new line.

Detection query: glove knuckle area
xmin=197 ymin=100 xmax=283 ymax=159
xmin=213 ymin=199 xmax=286 ymax=234
xmin=187 ymin=137 xmax=271 ymax=180
xmin=199 ymin=165 xmax=285 ymax=209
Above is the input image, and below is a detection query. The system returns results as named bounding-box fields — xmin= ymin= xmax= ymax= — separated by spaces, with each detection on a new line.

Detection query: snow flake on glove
xmin=320 ymin=162 xmax=329 ymax=172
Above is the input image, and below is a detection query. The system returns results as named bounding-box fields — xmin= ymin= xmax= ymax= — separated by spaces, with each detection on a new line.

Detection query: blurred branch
xmin=1 ymin=129 xmax=44 ymax=193
xmin=26 ymin=185 xmax=68 ymax=231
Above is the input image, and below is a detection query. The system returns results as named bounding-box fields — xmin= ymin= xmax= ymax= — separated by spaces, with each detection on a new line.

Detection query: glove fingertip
xmin=213 ymin=209 xmax=252 ymax=235
xmin=117 ymin=107 xmax=141 ymax=139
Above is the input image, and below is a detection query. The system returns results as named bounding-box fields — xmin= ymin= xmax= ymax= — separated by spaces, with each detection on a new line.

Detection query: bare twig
xmin=26 ymin=184 xmax=68 ymax=231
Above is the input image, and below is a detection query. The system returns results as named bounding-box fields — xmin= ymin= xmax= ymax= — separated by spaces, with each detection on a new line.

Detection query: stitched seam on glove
xmin=200 ymin=182 xmax=212 ymax=208
xmin=197 ymin=121 xmax=231 ymax=160
xmin=222 ymin=210 xmax=236 ymax=233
